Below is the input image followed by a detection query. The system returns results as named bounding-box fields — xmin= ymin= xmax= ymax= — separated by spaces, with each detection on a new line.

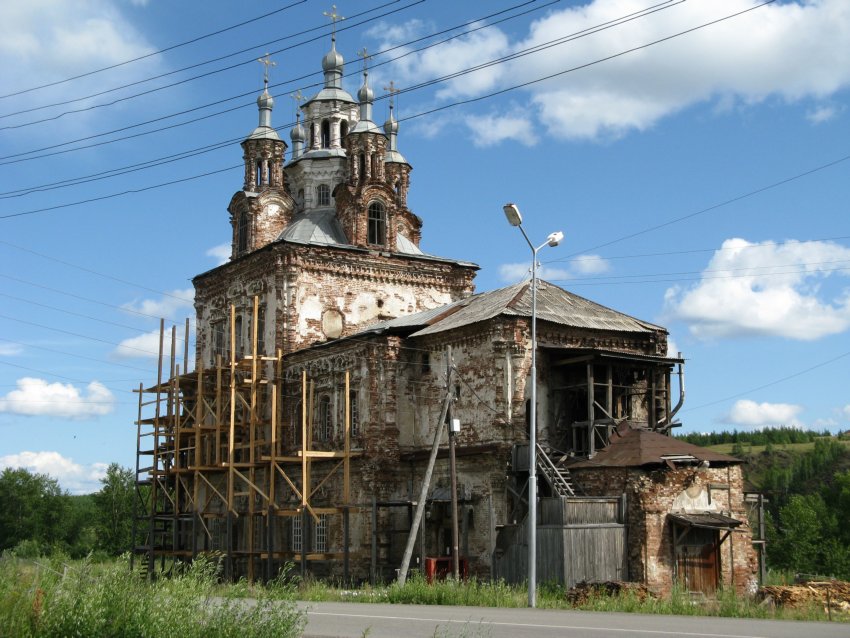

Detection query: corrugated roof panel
xmin=411 ymin=280 xmax=665 ymax=337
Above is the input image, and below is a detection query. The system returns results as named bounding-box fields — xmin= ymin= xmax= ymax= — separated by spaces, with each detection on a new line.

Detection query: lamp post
xmin=503 ymin=203 xmax=563 ymax=608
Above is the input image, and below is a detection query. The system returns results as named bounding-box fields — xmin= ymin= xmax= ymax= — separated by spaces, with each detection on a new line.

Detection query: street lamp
xmin=502 ymin=202 xmax=563 ymax=608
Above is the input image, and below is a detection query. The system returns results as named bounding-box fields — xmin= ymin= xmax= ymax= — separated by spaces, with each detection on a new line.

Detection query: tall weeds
xmin=0 ymin=553 xmax=304 ymax=638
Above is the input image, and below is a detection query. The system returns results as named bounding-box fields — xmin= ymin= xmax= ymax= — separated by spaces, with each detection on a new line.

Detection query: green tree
xmin=0 ymin=467 xmax=68 ymax=552
xmin=92 ymin=464 xmax=135 ymax=555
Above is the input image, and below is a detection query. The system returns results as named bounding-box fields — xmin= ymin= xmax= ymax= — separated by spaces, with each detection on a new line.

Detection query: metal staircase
xmin=536 ymin=444 xmax=575 ymax=497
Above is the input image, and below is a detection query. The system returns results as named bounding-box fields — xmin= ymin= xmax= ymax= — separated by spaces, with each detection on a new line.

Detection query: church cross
xmin=323 ymin=5 xmax=345 ymax=38
xmin=357 ymin=47 xmax=371 ymax=74
xmin=257 ymin=53 xmax=277 ymax=87
xmin=383 ymin=80 xmax=399 ymax=107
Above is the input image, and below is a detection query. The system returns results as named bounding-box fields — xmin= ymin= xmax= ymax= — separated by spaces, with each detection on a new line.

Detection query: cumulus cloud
xmin=0 ymin=0 xmax=164 ymax=130
xmin=665 ymin=238 xmax=850 ymax=340
xmin=499 ymin=253 xmax=611 ymax=283
xmin=0 ymin=451 xmax=108 ymax=494
xmin=465 ymin=111 xmax=537 ymax=147
xmin=666 ymin=336 xmax=680 ymax=359
xmin=206 ymin=243 xmax=231 ymax=265
xmin=0 ymin=377 xmax=114 ymax=418
xmin=721 ymin=399 xmax=803 ymax=428
xmin=122 ymin=288 xmax=194 ymax=319
xmin=373 ymin=0 xmax=850 ymax=142
xmin=113 ymin=326 xmax=191 ymax=360
xmin=806 ymin=104 xmax=840 ymax=124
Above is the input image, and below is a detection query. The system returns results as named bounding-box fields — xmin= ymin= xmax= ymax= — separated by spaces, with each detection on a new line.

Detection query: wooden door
xmin=675 ymin=527 xmax=719 ymax=594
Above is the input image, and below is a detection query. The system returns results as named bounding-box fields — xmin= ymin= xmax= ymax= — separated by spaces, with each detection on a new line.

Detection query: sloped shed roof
xmin=567 ymin=427 xmax=742 ymax=469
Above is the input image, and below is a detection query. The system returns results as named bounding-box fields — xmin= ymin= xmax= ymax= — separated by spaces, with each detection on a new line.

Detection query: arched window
xmin=316 ymin=395 xmax=332 ymax=442
xmin=237 ymin=213 xmax=248 ymax=254
xmin=317 ymin=183 xmax=330 ymax=207
xmin=321 ymin=120 xmax=331 ymax=148
xmin=234 ymin=315 xmax=243 ymax=360
xmin=370 ymin=153 xmax=378 ymax=179
xmin=255 ymin=160 xmax=263 ymax=186
xmin=310 ymin=123 xmax=316 ymax=148
xmin=367 ymin=201 xmax=386 ymax=246
xmin=358 ymin=153 xmax=366 ymax=183
xmin=340 ymin=120 xmax=349 ymax=138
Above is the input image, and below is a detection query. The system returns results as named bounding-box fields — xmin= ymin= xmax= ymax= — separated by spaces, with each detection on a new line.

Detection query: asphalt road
xmin=299 ymin=601 xmax=849 ymax=638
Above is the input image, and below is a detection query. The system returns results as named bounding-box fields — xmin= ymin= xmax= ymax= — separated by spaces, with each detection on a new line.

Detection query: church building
xmin=134 ymin=32 xmax=758 ymax=597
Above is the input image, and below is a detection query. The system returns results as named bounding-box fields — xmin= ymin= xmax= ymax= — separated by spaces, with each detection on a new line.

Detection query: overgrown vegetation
xmin=0 ymin=553 xmax=304 ymax=638
xmin=293 ymin=573 xmax=839 ymax=621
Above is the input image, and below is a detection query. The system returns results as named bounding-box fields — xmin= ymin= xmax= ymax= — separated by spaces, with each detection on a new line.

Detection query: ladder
xmin=536 ymin=443 xmax=575 ymax=497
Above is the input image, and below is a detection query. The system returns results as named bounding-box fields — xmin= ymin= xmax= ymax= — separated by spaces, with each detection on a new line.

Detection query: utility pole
xmin=398 ymin=346 xmax=454 ymax=586
xmin=448 ymin=359 xmax=460 ymax=580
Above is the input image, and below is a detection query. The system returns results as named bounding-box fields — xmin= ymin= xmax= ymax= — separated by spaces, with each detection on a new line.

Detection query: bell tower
xmin=228 ymin=54 xmax=294 ymax=259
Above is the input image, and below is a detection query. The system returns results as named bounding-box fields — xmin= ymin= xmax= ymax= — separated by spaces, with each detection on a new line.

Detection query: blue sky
xmin=1 ymin=0 xmax=848 ymax=493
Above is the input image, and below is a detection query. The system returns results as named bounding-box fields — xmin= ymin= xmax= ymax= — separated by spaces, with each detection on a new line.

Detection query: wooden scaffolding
xmin=132 ymin=297 xmax=361 ymax=581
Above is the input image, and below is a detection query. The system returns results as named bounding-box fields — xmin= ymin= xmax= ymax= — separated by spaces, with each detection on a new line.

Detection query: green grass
xmin=708 ymin=438 xmax=850 ymax=455
xmin=294 ymin=573 xmax=846 ymax=622
xmin=0 ymin=553 xmax=304 ymax=638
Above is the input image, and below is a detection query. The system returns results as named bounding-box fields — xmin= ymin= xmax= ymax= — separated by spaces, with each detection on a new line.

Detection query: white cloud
xmin=0 ymin=377 xmax=114 ymax=418
xmin=206 ymin=243 xmax=231 ymax=265
xmin=113 ymin=327 xmax=180 ymax=359
xmin=499 ymin=253 xmax=611 ymax=283
xmin=842 ymin=404 xmax=850 ymax=420
xmin=374 ymin=0 xmax=850 ymax=142
xmin=0 ymin=343 xmax=24 ymax=356
xmin=806 ymin=104 xmax=839 ymax=124
xmin=666 ymin=336 xmax=680 ymax=359
xmin=570 ymin=254 xmax=610 ymax=275
xmin=122 ymin=288 xmax=194 ymax=319
xmin=0 ymin=0 xmax=164 ymax=129
xmin=0 ymin=451 xmax=108 ymax=494
xmin=665 ymin=238 xmax=850 ymax=340
xmin=722 ymin=399 xmax=803 ymax=428
xmin=466 ymin=112 xmax=537 ymax=147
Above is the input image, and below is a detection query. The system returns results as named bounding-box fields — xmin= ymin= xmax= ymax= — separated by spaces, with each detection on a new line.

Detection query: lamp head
xmin=547 ymin=231 xmax=564 ymax=247
xmin=503 ymin=203 xmax=523 ymax=227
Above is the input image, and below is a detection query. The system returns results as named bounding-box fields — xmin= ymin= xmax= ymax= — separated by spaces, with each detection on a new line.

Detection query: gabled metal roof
xmin=410 ymin=280 xmax=665 ymax=337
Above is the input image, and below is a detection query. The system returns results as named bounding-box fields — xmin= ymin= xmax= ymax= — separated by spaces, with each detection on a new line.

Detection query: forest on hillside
xmin=679 ymin=428 xmax=850 ymax=580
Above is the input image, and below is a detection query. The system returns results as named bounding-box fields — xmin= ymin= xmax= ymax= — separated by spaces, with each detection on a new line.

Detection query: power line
xmin=0 ymin=0 xmax=426 ymax=131
xmin=0 ymin=0 xmax=308 ymax=101
xmin=0 ymin=240 xmax=195 ymax=303
xmin=0 ymin=0 xmax=557 ymax=165
xmin=0 ymin=339 xmax=154 ymax=374
xmin=0 ymin=273 xmax=188 ymax=325
xmin=682 ymin=349 xmax=850 ymax=413
xmin=0 ymin=2 xmax=777 ymax=219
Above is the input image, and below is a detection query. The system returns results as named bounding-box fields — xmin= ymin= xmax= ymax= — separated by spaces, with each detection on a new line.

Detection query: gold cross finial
xmin=384 ymin=81 xmax=399 ymax=109
xmin=290 ymin=90 xmax=305 ymax=118
xmin=323 ymin=5 xmax=344 ymax=38
xmin=257 ymin=53 xmax=277 ymax=87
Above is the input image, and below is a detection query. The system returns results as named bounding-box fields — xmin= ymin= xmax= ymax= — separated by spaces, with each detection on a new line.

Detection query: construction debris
xmin=566 ymin=580 xmax=654 ymax=606
xmin=758 ymin=580 xmax=850 ymax=615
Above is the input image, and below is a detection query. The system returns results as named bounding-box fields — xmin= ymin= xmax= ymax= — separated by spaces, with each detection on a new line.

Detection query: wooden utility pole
xmin=397 ymin=346 xmax=454 ymax=586
xmin=448 ymin=381 xmax=460 ymax=580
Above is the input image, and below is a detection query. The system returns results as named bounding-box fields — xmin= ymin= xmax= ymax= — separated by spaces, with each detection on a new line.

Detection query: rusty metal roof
xmin=567 ymin=426 xmax=742 ymax=469
xmin=411 ymin=280 xmax=665 ymax=337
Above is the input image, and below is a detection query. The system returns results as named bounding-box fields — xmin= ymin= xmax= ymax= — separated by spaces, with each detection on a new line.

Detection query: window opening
xmin=237 ymin=213 xmax=248 ymax=254
xmin=317 ymin=183 xmax=330 ymax=207
xmin=321 ymin=120 xmax=331 ymax=148
xmin=234 ymin=315 xmax=243 ymax=360
xmin=315 ymin=514 xmax=328 ymax=553
xmin=340 ymin=120 xmax=348 ymax=138
xmin=316 ymin=395 xmax=332 ymax=442
xmin=291 ymin=516 xmax=302 ymax=552
xmin=349 ymin=390 xmax=359 ymax=437
xmin=255 ymin=160 xmax=263 ymax=186
xmin=367 ymin=201 xmax=386 ymax=246
xmin=359 ymin=153 xmax=366 ymax=182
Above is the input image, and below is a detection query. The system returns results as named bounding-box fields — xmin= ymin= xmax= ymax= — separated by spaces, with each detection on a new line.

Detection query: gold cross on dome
xmin=323 ymin=5 xmax=345 ymax=37
xmin=257 ymin=53 xmax=277 ymax=86
xmin=290 ymin=90 xmax=305 ymax=117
